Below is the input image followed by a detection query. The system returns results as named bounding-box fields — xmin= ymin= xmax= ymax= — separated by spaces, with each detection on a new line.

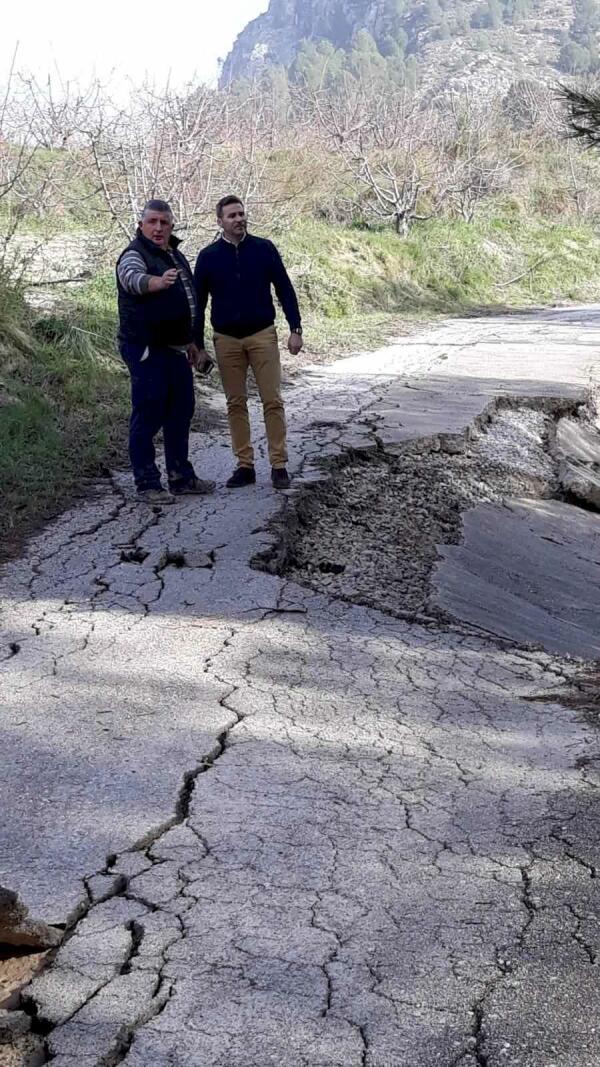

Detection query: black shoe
xmin=271 ymin=467 xmax=291 ymax=490
xmin=226 ymin=466 xmax=256 ymax=489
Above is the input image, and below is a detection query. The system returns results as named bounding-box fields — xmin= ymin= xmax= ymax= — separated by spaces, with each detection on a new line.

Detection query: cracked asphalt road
xmin=2 ymin=307 xmax=600 ymax=1065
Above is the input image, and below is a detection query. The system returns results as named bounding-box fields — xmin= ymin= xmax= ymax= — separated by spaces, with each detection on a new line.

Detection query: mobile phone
xmin=197 ymin=358 xmax=215 ymax=377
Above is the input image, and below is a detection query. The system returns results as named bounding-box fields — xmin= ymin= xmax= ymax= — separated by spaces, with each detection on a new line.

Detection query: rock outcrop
xmin=220 ymin=0 xmax=579 ymax=95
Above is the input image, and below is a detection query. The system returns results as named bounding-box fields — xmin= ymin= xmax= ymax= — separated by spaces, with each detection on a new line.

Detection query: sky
xmin=1 ymin=0 xmax=269 ymax=94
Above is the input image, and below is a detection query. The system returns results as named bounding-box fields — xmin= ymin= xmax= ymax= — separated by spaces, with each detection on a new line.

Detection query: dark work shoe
xmin=271 ymin=467 xmax=291 ymax=490
xmin=170 ymin=476 xmax=216 ymax=496
xmin=226 ymin=466 xmax=256 ymax=489
xmin=137 ymin=487 xmax=176 ymax=505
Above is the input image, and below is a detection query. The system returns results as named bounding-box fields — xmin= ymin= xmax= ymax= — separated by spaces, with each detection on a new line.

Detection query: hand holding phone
xmin=188 ymin=344 xmax=215 ymax=375
xmin=197 ymin=357 xmax=215 ymax=377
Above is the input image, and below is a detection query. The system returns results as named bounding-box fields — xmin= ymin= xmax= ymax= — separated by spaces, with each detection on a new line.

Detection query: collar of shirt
xmin=221 ymin=233 xmax=247 ymax=246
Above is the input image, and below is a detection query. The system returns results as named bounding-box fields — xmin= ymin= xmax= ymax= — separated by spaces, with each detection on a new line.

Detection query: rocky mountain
xmin=220 ymin=0 xmax=594 ymax=94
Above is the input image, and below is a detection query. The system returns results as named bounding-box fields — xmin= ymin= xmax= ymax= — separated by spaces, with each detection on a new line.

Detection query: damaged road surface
xmin=2 ymin=306 xmax=600 ymax=1065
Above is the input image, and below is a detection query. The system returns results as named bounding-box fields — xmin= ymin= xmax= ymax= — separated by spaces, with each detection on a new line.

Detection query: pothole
xmin=158 ymin=548 xmax=214 ymax=571
xmin=0 ymin=947 xmax=49 ymax=1013
xmin=120 ymin=547 xmax=150 ymax=565
xmin=0 ymin=1033 xmax=44 ymax=1067
xmin=0 ymin=888 xmax=61 ymax=1064
xmin=0 ymin=946 xmax=47 ymax=1067
xmin=257 ymin=398 xmax=588 ymax=622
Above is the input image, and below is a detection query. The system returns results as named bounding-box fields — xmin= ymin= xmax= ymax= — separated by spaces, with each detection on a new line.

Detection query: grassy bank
xmin=3 ymin=214 xmax=600 ymax=550
xmin=279 ymin=216 xmax=600 ymax=333
xmin=0 ymin=274 xmax=128 ymax=550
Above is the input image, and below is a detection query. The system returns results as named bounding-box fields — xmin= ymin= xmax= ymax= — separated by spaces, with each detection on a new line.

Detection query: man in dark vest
xmin=116 ymin=199 xmax=215 ymax=504
xmin=193 ymin=195 xmax=303 ymax=490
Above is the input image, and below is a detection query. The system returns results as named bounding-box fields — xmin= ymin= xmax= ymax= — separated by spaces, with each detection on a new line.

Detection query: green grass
xmin=277 ymin=216 xmax=600 ymax=323
xmin=4 ymin=213 xmax=600 ymax=549
xmin=0 ymin=272 xmax=128 ymax=549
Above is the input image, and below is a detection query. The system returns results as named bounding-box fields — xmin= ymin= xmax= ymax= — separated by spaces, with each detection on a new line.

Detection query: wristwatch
xmin=291 ymin=326 xmax=303 ymax=335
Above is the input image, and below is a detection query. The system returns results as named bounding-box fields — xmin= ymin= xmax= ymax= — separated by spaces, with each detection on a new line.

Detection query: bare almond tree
xmin=443 ymin=90 xmax=524 ymax=223
xmin=301 ymin=75 xmax=450 ymax=235
xmin=0 ymin=52 xmax=43 ymax=262
xmin=0 ymin=66 xmax=102 ymax=278
xmin=74 ymin=78 xmax=304 ymax=246
xmin=78 ymin=81 xmax=226 ymax=241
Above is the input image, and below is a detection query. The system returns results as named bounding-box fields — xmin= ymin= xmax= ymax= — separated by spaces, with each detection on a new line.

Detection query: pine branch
xmin=558 ymin=83 xmax=600 ymax=148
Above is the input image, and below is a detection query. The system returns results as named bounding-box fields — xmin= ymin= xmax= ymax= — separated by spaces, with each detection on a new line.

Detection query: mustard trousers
xmin=213 ymin=325 xmax=288 ymax=468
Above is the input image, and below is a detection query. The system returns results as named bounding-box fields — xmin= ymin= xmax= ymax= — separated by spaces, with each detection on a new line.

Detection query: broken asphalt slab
xmin=2 ymin=306 xmax=600 ymax=1064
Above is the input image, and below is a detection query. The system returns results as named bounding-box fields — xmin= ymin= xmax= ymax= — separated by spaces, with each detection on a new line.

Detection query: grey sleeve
xmin=117 ymin=251 xmax=151 ymax=295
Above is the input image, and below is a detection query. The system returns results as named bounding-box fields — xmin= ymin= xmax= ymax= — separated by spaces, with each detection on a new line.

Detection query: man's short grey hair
xmin=139 ymin=199 xmax=174 ymax=221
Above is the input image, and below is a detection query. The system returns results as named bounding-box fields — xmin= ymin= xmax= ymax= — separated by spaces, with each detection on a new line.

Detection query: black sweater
xmin=193 ymin=234 xmax=301 ymax=346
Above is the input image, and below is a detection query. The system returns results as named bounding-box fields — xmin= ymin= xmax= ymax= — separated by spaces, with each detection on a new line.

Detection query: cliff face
xmin=220 ymin=0 xmax=388 ymax=85
xmin=220 ymin=0 xmax=581 ymax=94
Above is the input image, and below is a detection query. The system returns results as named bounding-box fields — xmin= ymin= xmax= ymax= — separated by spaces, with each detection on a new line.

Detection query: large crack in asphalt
xmin=16 ymin=672 xmax=244 ymax=1065
xmin=4 ymin=325 xmax=600 ymax=1064
xmin=1 ymin=488 xmax=252 ymax=1063
xmin=9 ymin=600 xmax=600 ymax=1066
xmin=244 ymin=392 xmax=600 ymax=1066
xmin=257 ymin=395 xmax=585 ymax=624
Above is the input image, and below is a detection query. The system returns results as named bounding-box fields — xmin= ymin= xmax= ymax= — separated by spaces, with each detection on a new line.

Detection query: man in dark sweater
xmin=193 ymin=196 xmax=303 ymax=490
xmin=116 ymin=199 xmax=215 ymax=504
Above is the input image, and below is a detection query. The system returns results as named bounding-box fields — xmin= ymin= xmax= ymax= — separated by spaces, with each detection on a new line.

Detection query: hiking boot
xmin=271 ymin=467 xmax=291 ymax=490
xmin=170 ymin=476 xmax=216 ymax=496
xmin=137 ymin=487 xmax=176 ymax=505
xmin=226 ymin=466 xmax=256 ymax=489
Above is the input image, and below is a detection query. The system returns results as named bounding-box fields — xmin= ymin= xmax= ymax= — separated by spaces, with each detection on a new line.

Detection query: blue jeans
xmin=121 ymin=342 xmax=196 ymax=491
